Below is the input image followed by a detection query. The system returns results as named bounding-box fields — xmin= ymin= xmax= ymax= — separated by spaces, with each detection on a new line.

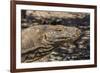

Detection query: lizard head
xmin=43 ymin=25 xmax=81 ymax=45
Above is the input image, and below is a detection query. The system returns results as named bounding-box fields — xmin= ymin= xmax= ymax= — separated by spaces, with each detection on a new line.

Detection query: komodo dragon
xmin=21 ymin=25 xmax=81 ymax=62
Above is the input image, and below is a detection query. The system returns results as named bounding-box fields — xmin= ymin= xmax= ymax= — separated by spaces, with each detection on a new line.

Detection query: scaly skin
xmin=21 ymin=25 xmax=81 ymax=63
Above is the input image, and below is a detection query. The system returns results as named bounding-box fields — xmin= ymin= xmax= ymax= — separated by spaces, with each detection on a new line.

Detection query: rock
xmin=21 ymin=23 xmax=30 ymax=28
xmin=31 ymin=11 xmax=88 ymax=19
xmin=21 ymin=25 xmax=81 ymax=62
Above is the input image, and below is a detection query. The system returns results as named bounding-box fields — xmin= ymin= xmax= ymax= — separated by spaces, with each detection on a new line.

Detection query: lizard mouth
xmin=54 ymin=37 xmax=71 ymax=42
xmin=47 ymin=37 xmax=71 ymax=43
